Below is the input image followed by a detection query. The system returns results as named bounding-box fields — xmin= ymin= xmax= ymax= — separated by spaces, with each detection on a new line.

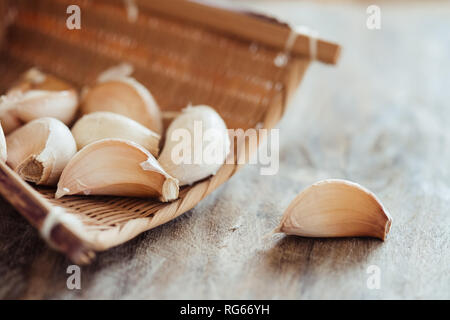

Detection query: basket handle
xmin=0 ymin=161 xmax=95 ymax=264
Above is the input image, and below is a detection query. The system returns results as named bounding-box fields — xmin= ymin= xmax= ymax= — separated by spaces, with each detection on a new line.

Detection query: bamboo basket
xmin=0 ymin=0 xmax=340 ymax=264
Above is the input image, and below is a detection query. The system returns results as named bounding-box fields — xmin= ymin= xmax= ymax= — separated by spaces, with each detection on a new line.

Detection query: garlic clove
xmin=5 ymin=68 xmax=79 ymax=126
xmin=0 ymin=122 xmax=7 ymax=162
xmin=56 ymin=139 xmax=179 ymax=202
xmin=158 ymin=105 xmax=231 ymax=186
xmin=13 ymin=89 xmax=79 ymax=125
xmin=0 ymin=93 xmax=24 ymax=134
xmin=81 ymin=77 xmax=163 ymax=134
xmin=276 ymin=179 xmax=392 ymax=240
xmin=6 ymin=117 xmax=77 ymax=186
xmin=71 ymin=111 xmax=160 ymax=156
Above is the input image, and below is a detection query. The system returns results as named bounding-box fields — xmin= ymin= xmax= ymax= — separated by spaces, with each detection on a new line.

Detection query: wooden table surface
xmin=1 ymin=1 xmax=449 ymax=299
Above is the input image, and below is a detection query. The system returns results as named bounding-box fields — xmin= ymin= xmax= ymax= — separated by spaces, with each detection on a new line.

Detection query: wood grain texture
xmin=0 ymin=1 xmax=449 ymax=299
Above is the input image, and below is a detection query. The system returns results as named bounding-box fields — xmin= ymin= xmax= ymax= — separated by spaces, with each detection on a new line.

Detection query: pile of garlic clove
xmin=0 ymin=65 xmax=392 ymax=241
xmin=0 ymin=65 xmax=231 ymax=202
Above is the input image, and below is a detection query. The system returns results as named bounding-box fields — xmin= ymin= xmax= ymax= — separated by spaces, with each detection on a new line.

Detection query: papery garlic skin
xmin=158 ymin=105 xmax=230 ymax=186
xmin=71 ymin=111 xmax=160 ymax=156
xmin=6 ymin=117 xmax=77 ymax=186
xmin=81 ymin=77 xmax=163 ymax=134
xmin=9 ymin=68 xmax=74 ymax=93
xmin=277 ymin=179 xmax=392 ymax=240
xmin=56 ymin=139 xmax=179 ymax=202
xmin=96 ymin=63 xmax=134 ymax=83
xmin=0 ymin=123 xmax=7 ymax=162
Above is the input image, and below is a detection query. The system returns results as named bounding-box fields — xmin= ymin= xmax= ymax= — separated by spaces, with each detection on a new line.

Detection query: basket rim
xmin=138 ymin=0 xmax=340 ymax=64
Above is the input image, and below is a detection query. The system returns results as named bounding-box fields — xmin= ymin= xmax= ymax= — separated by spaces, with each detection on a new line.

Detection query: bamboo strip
xmin=138 ymin=0 xmax=340 ymax=64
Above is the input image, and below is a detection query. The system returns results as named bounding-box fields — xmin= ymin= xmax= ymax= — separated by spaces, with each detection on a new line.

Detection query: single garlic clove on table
xmin=0 ymin=122 xmax=7 ymax=162
xmin=276 ymin=179 xmax=392 ymax=240
xmin=158 ymin=105 xmax=231 ymax=186
xmin=6 ymin=117 xmax=77 ymax=186
xmin=71 ymin=111 xmax=160 ymax=156
xmin=56 ymin=139 xmax=179 ymax=202
xmin=81 ymin=76 xmax=163 ymax=134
